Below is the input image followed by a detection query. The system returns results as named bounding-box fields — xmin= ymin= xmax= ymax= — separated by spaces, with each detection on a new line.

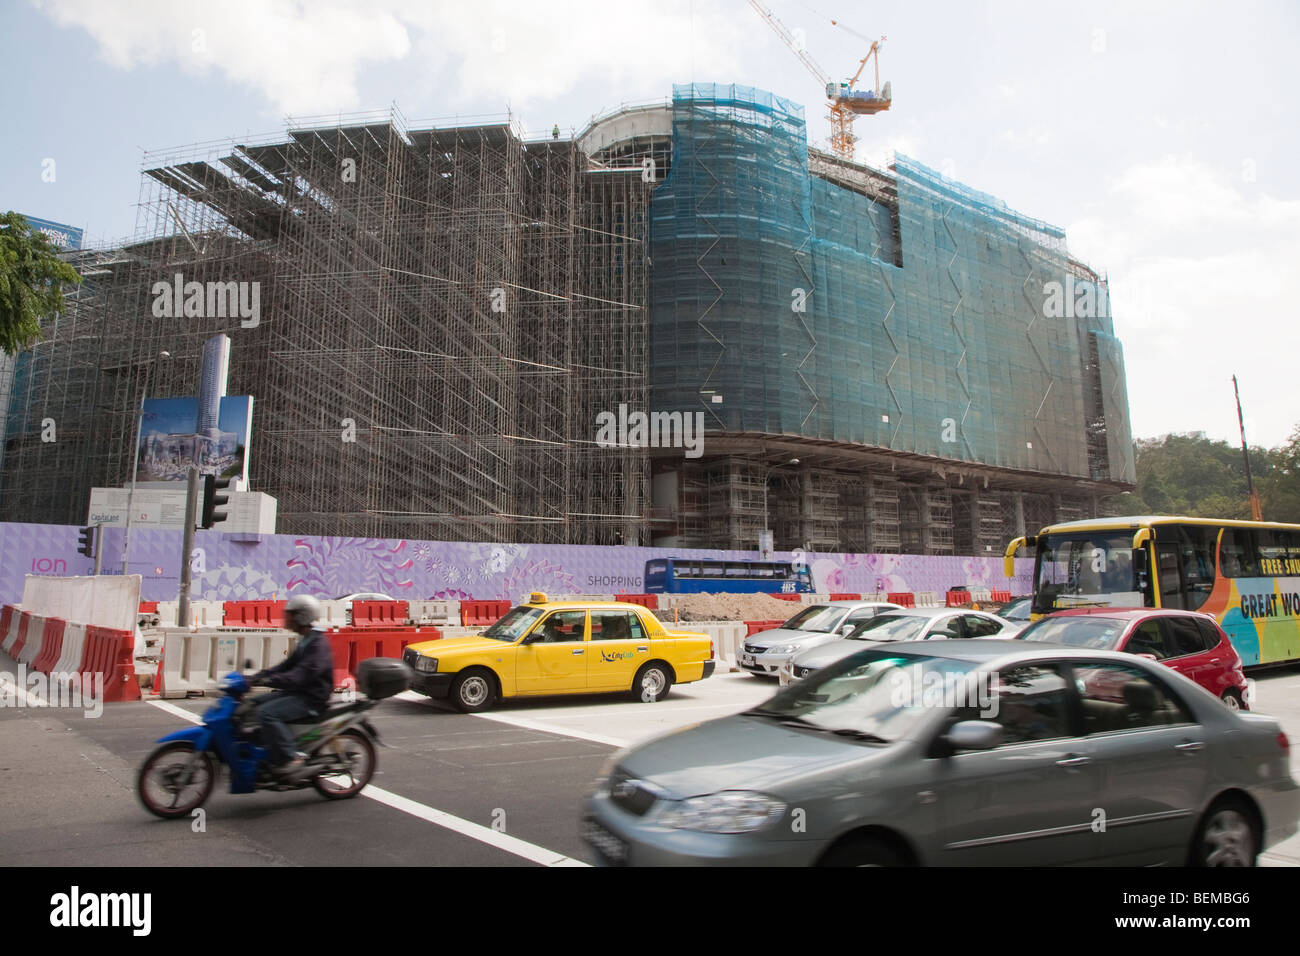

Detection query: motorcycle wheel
xmin=138 ymin=741 xmax=216 ymax=819
xmin=311 ymin=729 xmax=376 ymax=800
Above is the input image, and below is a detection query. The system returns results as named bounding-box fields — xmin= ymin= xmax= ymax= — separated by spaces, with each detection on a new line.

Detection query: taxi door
xmin=587 ymin=610 xmax=652 ymax=691
xmin=514 ymin=610 xmax=589 ymax=694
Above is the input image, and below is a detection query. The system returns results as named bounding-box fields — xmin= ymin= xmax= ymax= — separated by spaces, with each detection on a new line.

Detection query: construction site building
xmin=0 ymin=84 xmax=1133 ymax=554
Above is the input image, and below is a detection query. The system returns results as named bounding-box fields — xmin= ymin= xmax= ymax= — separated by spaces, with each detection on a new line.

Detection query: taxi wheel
xmin=451 ymin=669 xmax=498 ymax=713
xmin=634 ymin=662 xmax=673 ymax=703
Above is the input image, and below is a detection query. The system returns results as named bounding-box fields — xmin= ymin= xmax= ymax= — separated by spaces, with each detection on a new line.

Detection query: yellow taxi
xmin=402 ymin=593 xmax=716 ymax=713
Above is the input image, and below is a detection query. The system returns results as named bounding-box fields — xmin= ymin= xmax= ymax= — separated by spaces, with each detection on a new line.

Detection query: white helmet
xmin=284 ymin=594 xmax=323 ymax=630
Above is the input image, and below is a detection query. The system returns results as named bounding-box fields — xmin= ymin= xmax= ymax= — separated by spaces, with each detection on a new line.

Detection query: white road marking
xmin=363 ymin=786 xmax=588 ymax=867
xmin=144 ymin=697 xmax=589 ymax=867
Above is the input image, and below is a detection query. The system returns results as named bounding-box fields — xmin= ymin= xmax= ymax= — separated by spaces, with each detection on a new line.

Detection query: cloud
xmin=1067 ymin=156 xmax=1300 ymax=447
xmin=35 ymin=0 xmax=412 ymax=115
xmin=33 ymin=0 xmax=742 ymax=116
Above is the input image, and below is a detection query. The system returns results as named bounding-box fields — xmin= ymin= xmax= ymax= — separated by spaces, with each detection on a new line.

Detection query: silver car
xmin=780 ymin=607 xmax=1017 ymax=685
xmin=738 ymin=601 xmax=903 ymax=677
xmin=583 ymin=641 xmax=1299 ymax=866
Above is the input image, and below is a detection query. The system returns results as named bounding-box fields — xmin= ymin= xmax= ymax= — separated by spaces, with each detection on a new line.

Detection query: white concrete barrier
xmin=22 ymin=574 xmax=139 ymax=631
xmin=1 ymin=606 xmax=23 ymax=654
xmin=672 ymin=620 xmax=745 ymax=668
xmin=915 ymin=591 xmax=940 ymax=607
xmin=156 ymin=600 xmax=227 ymax=628
xmin=54 ymin=622 xmax=87 ymax=676
xmin=318 ymin=600 xmax=350 ymax=626
xmin=157 ymin=628 xmax=299 ymax=698
xmin=799 ymin=593 xmax=831 ymax=605
xmin=408 ymin=600 xmax=460 ymax=625
xmin=436 ymin=625 xmax=483 ymax=641
xmin=17 ymin=614 xmax=46 ymax=665
xmin=970 ymin=587 xmax=992 ymax=603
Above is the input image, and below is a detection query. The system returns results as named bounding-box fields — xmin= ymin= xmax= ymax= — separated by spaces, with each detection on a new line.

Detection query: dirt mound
xmin=663 ymin=592 xmax=804 ymax=622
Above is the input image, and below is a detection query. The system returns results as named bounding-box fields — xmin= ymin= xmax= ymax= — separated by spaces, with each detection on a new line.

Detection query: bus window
xmin=1156 ymin=524 xmax=1215 ymax=612
xmin=1156 ymin=543 xmax=1184 ymax=610
xmin=1219 ymin=529 xmax=1259 ymax=578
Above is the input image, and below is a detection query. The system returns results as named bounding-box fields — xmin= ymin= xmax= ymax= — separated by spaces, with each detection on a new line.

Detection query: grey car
xmin=738 ymin=601 xmax=903 ymax=677
xmin=780 ymin=607 xmax=1017 ymax=685
xmin=583 ymin=641 xmax=1299 ymax=866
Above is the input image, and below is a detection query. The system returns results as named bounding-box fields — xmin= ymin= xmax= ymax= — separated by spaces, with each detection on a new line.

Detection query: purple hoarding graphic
xmin=0 ymin=522 xmax=1034 ymax=606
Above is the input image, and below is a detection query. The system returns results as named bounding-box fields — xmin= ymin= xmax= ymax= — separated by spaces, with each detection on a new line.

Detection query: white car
xmin=780 ymin=607 xmax=1019 ymax=685
xmin=738 ymin=601 xmax=904 ymax=677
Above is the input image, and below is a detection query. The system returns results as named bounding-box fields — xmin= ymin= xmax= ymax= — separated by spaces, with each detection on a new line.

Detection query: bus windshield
xmin=1034 ymin=532 xmax=1144 ymax=614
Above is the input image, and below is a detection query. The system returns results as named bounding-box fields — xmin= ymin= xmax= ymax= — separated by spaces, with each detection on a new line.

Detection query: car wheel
xmin=634 ymin=662 xmax=673 ymax=702
xmin=451 ymin=669 xmax=497 ymax=713
xmin=819 ymin=835 xmax=906 ymax=867
xmin=1220 ymin=689 xmax=1244 ymax=711
xmin=1191 ymin=798 xmax=1258 ymax=866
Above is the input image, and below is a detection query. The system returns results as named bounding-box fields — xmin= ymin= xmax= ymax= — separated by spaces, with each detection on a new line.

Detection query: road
xmin=2 ymin=650 xmax=1299 ymax=867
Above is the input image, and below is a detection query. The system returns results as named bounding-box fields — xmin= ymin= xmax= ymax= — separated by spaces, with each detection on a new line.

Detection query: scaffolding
xmin=0 ymin=108 xmax=651 ymax=542
xmin=2 ymin=87 xmax=1132 ymax=556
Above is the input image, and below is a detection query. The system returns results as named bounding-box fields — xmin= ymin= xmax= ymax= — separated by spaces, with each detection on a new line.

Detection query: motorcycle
xmin=137 ymin=657 xmax=412 ymax=818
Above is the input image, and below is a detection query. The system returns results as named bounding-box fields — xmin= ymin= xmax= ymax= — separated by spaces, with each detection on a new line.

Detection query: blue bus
xmin=643 ymin=558 xmax=815 ymax=595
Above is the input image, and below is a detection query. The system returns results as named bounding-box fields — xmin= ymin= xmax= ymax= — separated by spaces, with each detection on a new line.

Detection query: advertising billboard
xmin=135 ymin=395 xmax=254 ymax=485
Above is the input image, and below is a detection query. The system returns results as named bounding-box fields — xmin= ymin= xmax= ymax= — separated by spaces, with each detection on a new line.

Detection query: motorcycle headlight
xmin=414 ymin=656 xmax=438 ymax=673
xmin=656 ymin=791 xmax=787 ymax=834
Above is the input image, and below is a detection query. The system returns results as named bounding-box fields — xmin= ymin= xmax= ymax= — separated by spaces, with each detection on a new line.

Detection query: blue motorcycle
xmin=137 ymin=658 xmax=410 ymax=819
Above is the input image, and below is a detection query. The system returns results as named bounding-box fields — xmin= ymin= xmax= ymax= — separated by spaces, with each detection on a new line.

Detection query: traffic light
xmin=77 ymin=525 xmax=96 ymax=558
xmin=200 ymin=474 xmax=233 ymax=528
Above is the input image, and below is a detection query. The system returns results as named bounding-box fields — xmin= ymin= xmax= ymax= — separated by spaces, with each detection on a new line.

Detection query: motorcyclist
xmin=251 ymin=594 xmax=334 ymax=777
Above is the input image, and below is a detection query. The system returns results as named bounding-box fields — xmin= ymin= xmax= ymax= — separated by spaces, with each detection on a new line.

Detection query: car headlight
xmin=656 ymin=791 xmax=787 ymax=833
xmin=774 ymin=643 xmax=799 ymax=654
xmin=413 ymin=656 xmax=438 ymax=673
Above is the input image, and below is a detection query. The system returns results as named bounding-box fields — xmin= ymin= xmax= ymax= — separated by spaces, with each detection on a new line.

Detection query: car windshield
xmin=845 ymin=614 xmax=930 ymax=642
xmin=781 ymin=605 xmax=844 ymax=633
xmin=1000 ymin=598 xmax=1031 ymax=621
xmin=1018 ymin=616 xmax=1124 ymax=649
xmin=482 ymin=606 xmax=544 ymax=641
xmin=748 ymin=649 xmax=983 ymax=742
xmin=1035 ymin=531 xmax=1143 ymax=613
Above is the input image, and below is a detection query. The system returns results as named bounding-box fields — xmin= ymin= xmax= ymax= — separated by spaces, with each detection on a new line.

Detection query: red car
xmin=1017 ymin=608 xmax=1251 ymax=710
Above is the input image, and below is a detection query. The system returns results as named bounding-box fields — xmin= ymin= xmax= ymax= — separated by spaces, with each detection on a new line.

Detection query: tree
xmin=1261 ymin=425 xmax=1300 ymax=523
xmin=0 ymin=211 xmax=82 ymax=356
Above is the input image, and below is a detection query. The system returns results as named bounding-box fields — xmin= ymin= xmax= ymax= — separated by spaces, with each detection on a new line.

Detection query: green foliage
xmin=1261 ymin=425 xmax=1300 ymax=523
xmin=1107 ymin=430 xmax=1300 ymax=523
xmin=0 ymin=211 xmax=82 ymax=356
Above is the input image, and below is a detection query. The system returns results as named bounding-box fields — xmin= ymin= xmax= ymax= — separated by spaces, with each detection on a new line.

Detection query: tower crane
xmin=748 ymin=1 xmax=891 ymax=161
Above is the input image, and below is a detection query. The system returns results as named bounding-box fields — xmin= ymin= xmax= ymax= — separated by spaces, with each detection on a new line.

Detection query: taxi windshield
xmin=483 ymin=606 xmax=544 ymax=641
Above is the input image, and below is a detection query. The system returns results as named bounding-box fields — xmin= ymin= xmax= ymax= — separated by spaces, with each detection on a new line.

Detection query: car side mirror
xmin=521 ymin=633 xmax=543 ymax=645
xmin=944 ymin=720 xmax=1003 ymax=752
xmin=931 ymin=629 xmax=961 ymax=640
xmin=840 ymin=624 xmax=855 ymax=637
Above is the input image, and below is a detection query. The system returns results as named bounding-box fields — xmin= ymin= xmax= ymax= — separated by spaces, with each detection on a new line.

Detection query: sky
xmin=3 ymin=0 xmax=1297 ymax=449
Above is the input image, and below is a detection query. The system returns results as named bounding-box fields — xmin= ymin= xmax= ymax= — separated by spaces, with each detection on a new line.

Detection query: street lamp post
xmin=760 ymin=457 xmax=800 ymax=555
xmin=120 ymin=351 xmax=170 ymax=576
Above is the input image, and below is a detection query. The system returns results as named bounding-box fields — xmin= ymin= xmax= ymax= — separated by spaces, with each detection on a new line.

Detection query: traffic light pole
xmin=177 ymin=467 xmax=199 ymax=628
xmin=93 ymin=523 xmax=103 ymax=576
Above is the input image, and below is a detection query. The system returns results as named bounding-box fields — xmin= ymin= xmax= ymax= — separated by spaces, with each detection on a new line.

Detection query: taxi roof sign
xmin=528 ymin=591 xmax=548 ymax=604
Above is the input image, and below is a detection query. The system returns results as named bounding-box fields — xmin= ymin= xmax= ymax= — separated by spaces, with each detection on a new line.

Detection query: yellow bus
xmin=1004 ymin=515 xmax=1300 ymax=667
